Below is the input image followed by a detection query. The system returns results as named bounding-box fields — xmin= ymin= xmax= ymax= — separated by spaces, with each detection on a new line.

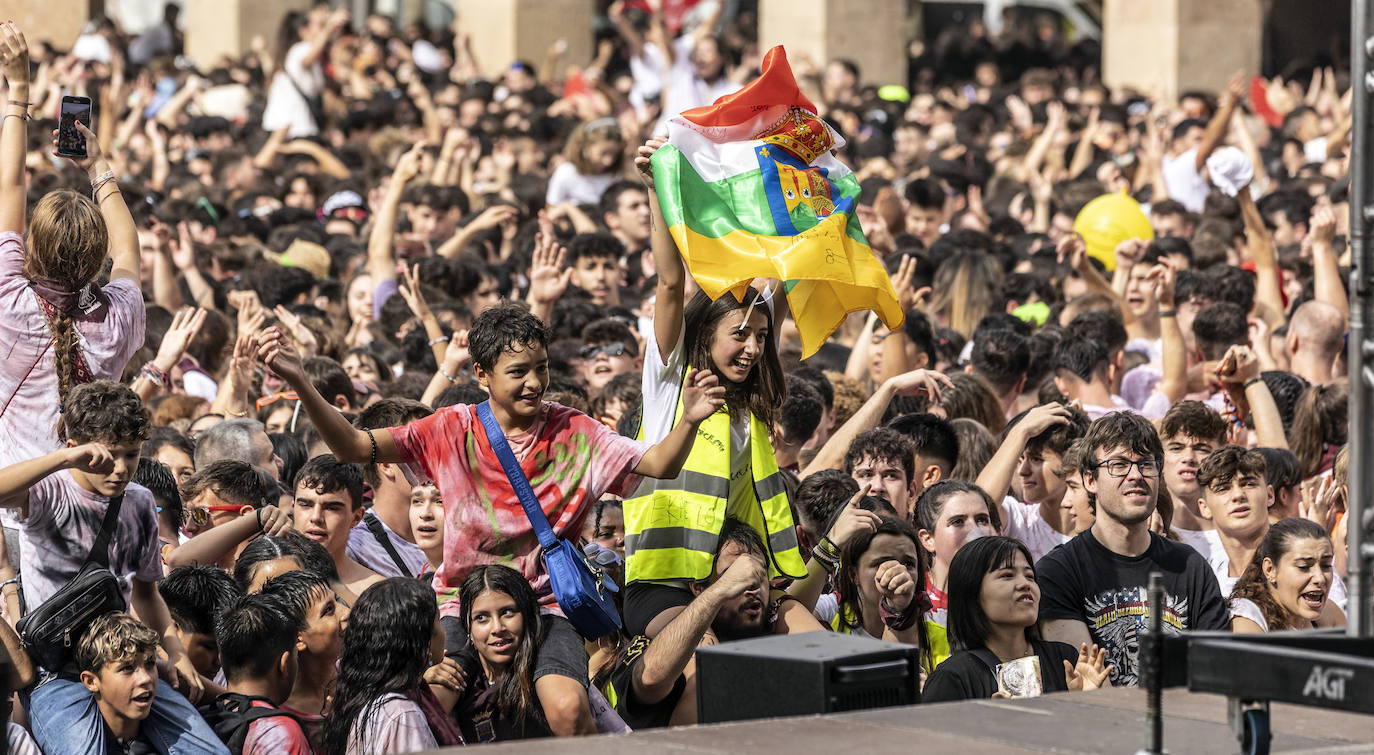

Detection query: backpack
xmin=203 ymin=692 xmax=307 ymax=755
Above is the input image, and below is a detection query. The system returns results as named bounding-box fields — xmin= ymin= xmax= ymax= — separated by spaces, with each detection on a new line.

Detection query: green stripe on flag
xmin=653 ymin=144 xmax=779 ymax=238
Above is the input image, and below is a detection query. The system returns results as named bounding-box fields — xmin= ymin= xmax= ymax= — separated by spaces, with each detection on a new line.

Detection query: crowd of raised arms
xmin=0 ymin=2 xmax=1355 ymax=752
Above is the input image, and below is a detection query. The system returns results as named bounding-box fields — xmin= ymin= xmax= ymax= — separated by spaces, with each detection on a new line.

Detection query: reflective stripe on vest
xmin=623 ymin=372 xmax=805 ymax=583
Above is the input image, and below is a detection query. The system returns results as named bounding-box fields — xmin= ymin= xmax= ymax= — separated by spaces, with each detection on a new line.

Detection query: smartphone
xmin=58 ymin=95 xmax=93 ymax=158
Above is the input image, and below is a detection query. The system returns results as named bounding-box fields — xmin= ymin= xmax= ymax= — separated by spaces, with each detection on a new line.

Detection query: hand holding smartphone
xmin=57 ymin=95 xmax=93 ymax=158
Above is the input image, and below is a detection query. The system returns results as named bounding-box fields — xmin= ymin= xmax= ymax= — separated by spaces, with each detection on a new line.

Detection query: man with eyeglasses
xmin=1035 ymin=412 xmax=1230 ymax=687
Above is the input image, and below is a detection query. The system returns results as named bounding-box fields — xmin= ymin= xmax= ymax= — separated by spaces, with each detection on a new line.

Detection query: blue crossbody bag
xmin=475 ymin=402 xmax=622 ymax=640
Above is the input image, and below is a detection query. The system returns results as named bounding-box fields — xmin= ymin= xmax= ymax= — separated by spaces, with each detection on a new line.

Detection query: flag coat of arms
xmin=651 ymin=46 xmax=904 ymax=357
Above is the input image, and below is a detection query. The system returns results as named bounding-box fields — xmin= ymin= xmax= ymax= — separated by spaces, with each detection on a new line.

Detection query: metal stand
xmin=1135 ymin=572 xmax=1166 ymax=755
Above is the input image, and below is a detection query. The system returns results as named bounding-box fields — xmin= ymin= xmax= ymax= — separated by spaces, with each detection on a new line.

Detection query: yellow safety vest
xmin=830 ymin=603 xmax=950 ymax=670
xmin=623 ymin=373 xmax=805 ymax=583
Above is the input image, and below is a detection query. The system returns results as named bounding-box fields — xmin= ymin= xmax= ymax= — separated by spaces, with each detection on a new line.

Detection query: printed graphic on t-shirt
xmin=1083 ymin=587 xmax=1189 ymax=686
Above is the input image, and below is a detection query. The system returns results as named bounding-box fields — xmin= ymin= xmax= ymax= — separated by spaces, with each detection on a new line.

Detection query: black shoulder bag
xmin=364 ymin=511 xmax=413 ymax=579
xmin=17 ymin=494 xmax=128 ymax=672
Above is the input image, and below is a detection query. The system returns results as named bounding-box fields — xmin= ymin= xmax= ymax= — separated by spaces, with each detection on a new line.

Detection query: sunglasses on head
xmin=580 ymin=343 xmax=628 ymax=360
xmin=184 ymin=504 xmax=255 ymax=528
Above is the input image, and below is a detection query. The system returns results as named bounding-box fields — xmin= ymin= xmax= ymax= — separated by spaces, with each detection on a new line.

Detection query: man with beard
xmin=600 ymin=519 xmax=820 ymax=728
xmin=1035 ymin=412 xmax=1229 ymax=686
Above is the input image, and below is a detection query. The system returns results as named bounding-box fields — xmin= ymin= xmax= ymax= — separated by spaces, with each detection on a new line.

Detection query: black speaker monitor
xmin=695 ymin=632 xmax=920 ymax=724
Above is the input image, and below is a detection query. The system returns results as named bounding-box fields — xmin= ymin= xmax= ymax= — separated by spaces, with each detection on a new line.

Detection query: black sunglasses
xmin=580 ymin=343 xmax=629 ymax=360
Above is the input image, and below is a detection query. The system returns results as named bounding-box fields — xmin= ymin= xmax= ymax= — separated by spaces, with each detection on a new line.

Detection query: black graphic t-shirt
xmin=1036 ymin=530 xmax=1230 ymax=687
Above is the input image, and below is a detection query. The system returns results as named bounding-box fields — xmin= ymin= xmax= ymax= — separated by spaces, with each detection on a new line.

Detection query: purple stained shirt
xmin=0 ymin=232 xmax=145 ymax=468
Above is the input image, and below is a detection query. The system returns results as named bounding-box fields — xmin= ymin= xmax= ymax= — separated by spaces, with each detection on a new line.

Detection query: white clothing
xmin=1000 ymin=496 xmax=1070 ymax=563
xmin=545 ymin=162 xmax=617 ymax=207
xmin=1161 ymin=148 xmax=1210 ymax=213
xmin=262 ymin=42 xmax=323 ymax=138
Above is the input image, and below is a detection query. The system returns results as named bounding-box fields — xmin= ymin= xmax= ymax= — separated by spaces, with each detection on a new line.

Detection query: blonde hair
xmin=931 ymin=252 xmax=1003 ymax=339
xmin=564 ymin=119 xmax=625 ymax=176
xmin=24 ymin=190 xmax=110 ymax=408
xmin=77 ymin=612 xmax=159 ymax=673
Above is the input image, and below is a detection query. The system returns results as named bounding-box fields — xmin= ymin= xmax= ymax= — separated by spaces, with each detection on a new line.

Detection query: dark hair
xmin=565 ymin=232 xmax=622 ymax=268
xmin=940 ymin=373 xmax=1007 ymax=435
xmin=1260 ymin=371 xmax=1308 ymax=434
xmin=284 ymin=529 xmax=342 ymax=583
xmin=887 ymin=412 xmax=959 ymax=472
xmin=1196 ymin=445 xmax=1267 ymax=492
xmin=581 ymin=318 xmax=639 ymax=357
xmin=322 ymin=579 xmax=439 ymax=754
xmin=1053 ymin=334 xmax=1109 ymax=383
xmin=844 ymin=428 xmax=916 ymax=489
xmin=304 ymin=357 xmax=359 ymax=409
xmin=269 ymin=433 xmax=307 ymax=487
xmin=598 ymin=180 xmax=648 ymax=220
xmin=945 ymin=536 xmax=1039 ymax=652
xmin=468 ymin=302 xmax=551 ymax=373
xmin=1191 ymin=302 xmax=1249 ymax=361
xmin=141 ymin=426 xmax=195 ymax=461
xmin=1230 ymin=518 xmax=1331 ymax=631
xmin=913 ymin=480 xmax=1001 ymax=558
xmin=216 ymin=592 xmax=299 ymax=683
xmin=1066 ymin=310 xmax=1127 ymax=357
xmin=259 ymin=569 xmax=334 ymax=635
xmin=716 ymin=517 xmax=766 ymax=565
xmin=134 ymin=458 xmax=183 ymax=529
xmin=682 ymin=288 xmax=785 ymax=427
xmin=459 ymin=565 xmax=547 ymax=735
xmin=1254 ymin=447 xmax=1302 ymax=501
xmin=792 ymin=470 xmax=858 ymax=543
xmin=180 ymin=460 xmax=281 ymax=510
xmin=1204 ymin=266 xmax=1256 ymax=313
xmin=58 ymin=381 xmax=152 ymax=445
xmin=293 ymin=454 xmax=365 ymax=510
xmin=1080 ymin=412 xmax=1164 ymax=469
xmin=833 ymin=514 xmax=929 ymax=664
xmin=905 ymin=178 xmax=945 ymax=210
xmin=1160 ymin=401 xmax=1227 ymax=445
xmin=232 ymin=536 xmax=305 ymax=591
xmin=159 ymin=566 xmax=242 ymax=636
xmin=1012 ymin=404 xmax=1090 ymax=457
xmin=791 ymin=365 xmax=835 ymax=411
xmin=778 ymin=376 xmax=822 ymax=445
xmin=970 ymin=329 xmax=1029 ymax=395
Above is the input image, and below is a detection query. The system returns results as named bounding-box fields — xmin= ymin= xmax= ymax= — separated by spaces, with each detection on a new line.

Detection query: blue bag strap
xmin=475 ymin=401 xmax=558 ymax=549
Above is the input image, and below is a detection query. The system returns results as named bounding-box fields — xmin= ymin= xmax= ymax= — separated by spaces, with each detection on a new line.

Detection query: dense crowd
xmin=0 ymin=0 xmax=1355 ymax=751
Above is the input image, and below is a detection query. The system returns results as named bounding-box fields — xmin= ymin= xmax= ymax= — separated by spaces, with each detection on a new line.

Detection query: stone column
xmin=454 ymin=0 xmax=595 ymax=82
xmin=1103 ymin=0 xmax=1263 ymax=102
xmin=185 ymin=0 xmax=313 ymax=67
xmin=758 ymin=0 xmax=908 ymax=88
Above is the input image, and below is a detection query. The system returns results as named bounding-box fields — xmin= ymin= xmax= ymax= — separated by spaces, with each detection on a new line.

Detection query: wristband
xmin=428 ymin=336 xmax=450 ymax=346
xmin=7 ymin=101 xmax=31 ymax=108
xmin=1158 ymin=309 xmax=1177 ymax=318
xmin=438 ymin=366 xmax=460 ymax=383
xmin=814 ymin=536 xmax=841 ymax=561
xmin=224 ymin=406 xmax=248 ymax=418
xmin=1243 ymin=377 xmax=1265 ymax=391
xmin=90 ymin=169 xmax=115 ymax=188
xmin=366 ymin=428 xmax=378 ymax=464
xmin=255 ymin=507 xmax=265 ymax=531
xmin=0 ymin=577 xmax=19 ymax=591
xmin=879 ymin=596 xmax=918 ymax=631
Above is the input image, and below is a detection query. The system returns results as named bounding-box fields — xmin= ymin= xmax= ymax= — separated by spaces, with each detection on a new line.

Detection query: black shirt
xmin=922 ymin=640 xmax=1080 ymax=702
xmin=1036 ymin=530 xmax=1230 ymax=687
xmin=455 ymin=672 xmax=552 ymax=743
xmin=602 ymin=635 xmax=686 ymax=730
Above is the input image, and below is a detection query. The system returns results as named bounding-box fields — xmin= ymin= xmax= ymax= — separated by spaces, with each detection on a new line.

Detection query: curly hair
xmin=58 ymin=381 xmax=152 ymax=445
xmin=321 ymin=578 xmax=439 ymax=754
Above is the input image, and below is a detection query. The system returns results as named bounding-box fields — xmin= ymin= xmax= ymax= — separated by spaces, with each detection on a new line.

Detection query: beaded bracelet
xmin=438 ymin=366 xmax=460 ymax=383
xmin=428 ymin=335 xmax=450 ymax=346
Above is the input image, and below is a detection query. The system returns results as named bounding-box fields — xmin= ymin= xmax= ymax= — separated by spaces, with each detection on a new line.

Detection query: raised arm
xmin=1195 ymin=72 xmax=1245 ymax=172
xmin=802 ymin=369 xmax=951 ymax=478
xmin=367 ymin=142 xmax=426 ymax=286
xmin=0 ymin=444 xmax=112 ymax=507
xmin=1308 ymin=205 xmax=1347 ymax=320
xmin=632 ymin=369 xmax=725 ymax=478
xmin=256 ymin=327 xmax=402 ymax=464
xmin=976 ymin=403 xmax=1071 ymax=503
xmin=1236 ymin=187 xmax=1286 ymax=325
xmin=0 ymin=24 xmax=30 ymax=234
xmin=637 ymin=138 xmax=687 ymax=353
xmin=1152 ymin=263 xmax=1188 ymax=403
xmin=634 ymin=551 xmax=764 ymax=704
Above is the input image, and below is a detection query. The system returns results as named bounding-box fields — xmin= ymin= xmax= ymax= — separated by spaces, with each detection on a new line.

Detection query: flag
xmin=650 ymin=46 xmax=904 ymax=358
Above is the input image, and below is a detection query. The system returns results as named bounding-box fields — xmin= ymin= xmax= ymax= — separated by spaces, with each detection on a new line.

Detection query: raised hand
xmin=826 ymin=482 xmax=882 ymax=547
xmin=1309 ymin=205 xmax=1336 ymax=247
xmin=890 ymin=254 xmax=931 ymax=312
xmin=1113 ymin=238 xmax=1147 ymax=269
xmin=397 ymin=263 xmax=433 ymax=320
xmin=273 ymin=305 xmax=319 ymax=358
xmin=888 ymin=368 xmax=955 ymax=402
xmin=635 ymin=138 xmax=665 ymax=189
xmin=51 ymin=122 xmax=102 ymax=172
xmin=1147 ymin=261 xmax=1176 ymax=309
xmin=1064 ymin=642 xmax=1112 ymax=691
xmin=1056 ymin=233 xmax=1087 ymax=270
xmin=170 ymin=221 xmax=196 ymax=270
xmin=155 ymin=307 xmax=207 ymax=367
xmin=65 ymin=442 xmax=114 ymax=475
xmin=254 ymin=327 xmax=306 ymax=387
xmin=874 ymin=560 xmax=916 ymax=611
xmin=526 ymin=231 xmax=573 ymax=305
xmin=680 ymin=368 xmax=726 ymax=424
xmin=1017 ymin=402 xmax=1074 ymax=438
xmin=254 ymin=504 xmax=293 ymax=538
xmin=393 ymin=141 xmax=427 ymax=185
xmin=1216 ymin=344 xmax=1260 ymax=385
xmin=0 ymin=22 xmax=30 ymax=88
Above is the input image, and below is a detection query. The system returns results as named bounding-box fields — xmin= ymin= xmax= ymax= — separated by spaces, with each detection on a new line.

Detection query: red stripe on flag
xmin=678 ymin=46 xmax=818 ymax=129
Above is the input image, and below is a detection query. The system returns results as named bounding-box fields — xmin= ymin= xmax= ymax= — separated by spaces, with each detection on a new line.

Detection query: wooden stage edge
xmin=436 ymin=686 xmax=1374 ymax=754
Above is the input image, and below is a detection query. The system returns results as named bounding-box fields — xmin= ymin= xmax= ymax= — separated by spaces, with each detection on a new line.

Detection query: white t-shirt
xmin=641 ymin=325 xmax=753 ymax=511
xmin=1000 ymin=496 xmax=1070 ymax=563
xmin=1229 ymin=596 xmax=1268 ymax=631
xmin=656 ymin=34 xmax=740 ymax=135
xmin=545 ymin=162 xmax=618 ymax=207
xmin=1197 ymin=530 xmax=1348 ymax=610
xmin=262 ymin=42 xmax=323 ymax=138
xmin=1161 ymin=148 xmax=1210 ymax=213
xmin=629 ymin=41 xmax=668 ymax=112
